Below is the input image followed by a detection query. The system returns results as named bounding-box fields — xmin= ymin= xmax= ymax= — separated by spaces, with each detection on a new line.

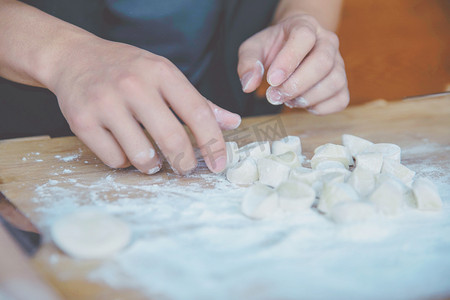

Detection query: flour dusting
xmin=31 ymin=143 xmax=450 ymax=300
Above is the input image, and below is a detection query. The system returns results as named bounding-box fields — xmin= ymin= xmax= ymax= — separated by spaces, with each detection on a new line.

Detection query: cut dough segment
xmin=347 ymin=166 xmax=376 ymax=197
xmin=381 ymin=159 xmax=415 ymax=186
xmin=274 ymin=151 xmax=301 ymax=168
xmin=241 ymin=183 xmax=278 ymax=219
xmin=362 ymin=143 xmax=401 ymax=163
xmin=51 ymin=209 xmax=131 ymax=259
xmin=342 ymin=134 xmax=374 ymax=157
xmin=354 ymin=152 xmax=383 ymax=174
xmin=411 ymin=177 xmax=442 ymax=211
xmin=368 ymin=179 xmax=405 ymax=215
xmin=225 ymin=141 xmax=240 ymax=168
xmin=289 ymin=167 xmax=322 ymax=193
xmin=317 ymin=182 xmax=359 ymax=214
xmin=257 ymin=155 xmax=291 ymax=188
xmin=277 ymin=181 xmax=316 ymax=212
xmin=238 ymin=141 xmax=271 ymax=160
xmin=330 ymin=201 xmax=376 ymax=224
xmin=271 ymin=136 xmax=302 ymax=156
xmin=314 ymin=160 xmax=346 ymax=171
xmin=311 ymin=143 xmax=353 ymax=169
xmin=226 ymin=157 xmax=259 ymax=185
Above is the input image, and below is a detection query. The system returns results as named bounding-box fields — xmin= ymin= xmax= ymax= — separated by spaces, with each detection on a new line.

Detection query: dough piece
xmin=226 ymin=157 xmax=259 ymax=185
xmin=330 ymin=201 xmax=376 ymax=224
xmin=368 ymin=178 xmax=405 ymax=215
xmin=241 ymin=183 xmax=279 ymax=219
xmin=362 ymin=143 xmax=401 ymax=163
xmin=277 ymin=181 xmax=316 ymax=212
xmin=51 ymin=209 xmax=131 ymax=259
xmin=381 ymin=159 xmax=415 ymax=186
xmin=342 ymin=134 xmax=374 ymax=157
xmin=411 ymin=177 xmax=443 ymax=211
xmin=257 ymin=155 xmax=291 ymax=188
xmin=354 ymin=152 xmax=383 ymax=174
xmin=311 ymin=143 xmax=353 ymax=169
xmin=238 ymin=141 xmax=271 ymax=161
xmin=314 ymin=160 xmax=346 ymax=171
xmin=225 ymin=141 xmax=240 ymax=168
xmin=274 ymin=151 xmax=301 ymax=168
xmin=347 ymin=166 xmax=376 ymax=197
xmin=289 ymin=167 xmax=322 ymax=193
xmin=271 ymin=136 xmax=302 ymax=156
xmin=317 ymin=182 xmax=359 ymax=214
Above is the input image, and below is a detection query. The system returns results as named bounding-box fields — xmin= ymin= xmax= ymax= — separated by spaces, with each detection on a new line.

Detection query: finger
xmin=284 ymin=58 xmax=347 ymax=109
xmin=159 ymin=66 xmax=227 ymax=173
xmin=306 ymin=87 xmax=350 ymax=115
xmin=101 ymin=107 xmax=162 ymax=175
xmin=130 ymin=93 xmax=198 ymax=175
xmin=266 ymin=22 xmax=317 ymax=87
xmin=266 ymin=33 xmax=339 ymax=105
xmin=206 ymin=100 xmax=241 ymax=131
xmin=237 ymin=37 xmax=266 ymax=93
xmin=72 ymin=122 xmax=130 ymax=169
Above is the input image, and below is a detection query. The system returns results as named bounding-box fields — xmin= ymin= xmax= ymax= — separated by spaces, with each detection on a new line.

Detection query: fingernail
xmin=268 ymin=69 xmax=285 ymax=87
xmin=266 ymin=86 xmax=283 ymax=105
xmin=240 ymin=71 xmax=254 ymax=92
xmin=287 ymin=97 xmax=309 ymax=108
xmin=212 ymin=155 xmax=227 ymax=173
xmin=307 ymin=108 xmax=319 ymax=115
xmin=147 ymin=160 xmax=162 ymax=175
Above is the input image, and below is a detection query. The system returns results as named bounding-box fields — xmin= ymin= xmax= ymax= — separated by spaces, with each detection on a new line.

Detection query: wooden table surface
xmin=1 ymin=95 xmax=449 ymax=299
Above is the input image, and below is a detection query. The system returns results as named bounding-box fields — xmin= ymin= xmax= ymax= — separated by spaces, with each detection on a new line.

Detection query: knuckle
xmin=69 ymin=113 xmax=95 ymax=134
xmin=291 ymin=25 xmax=316 ymax=44
xmin=152 ymin=57 xmax=175 ymax=77
xmin=191 ymin=104 xmax=213 ymax=124
xmin=315 ymin=49 xmax=335 ymax=74
xmin=115 ymin=72 xmax=141 ymax=92
xmin=335 ymin=92 xmax=350 ymax=111
xmin=330 ymin=71 xmax=347 ymax=91
xmin=327 ymin=31 xmax=340 ymax=48
xmin=163 ymin=132 xmax=188 ymax=154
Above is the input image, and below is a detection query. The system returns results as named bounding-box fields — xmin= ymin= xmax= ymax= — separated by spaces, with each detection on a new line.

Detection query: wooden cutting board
xmin=0 ymin=95 xmax=449 ymax=299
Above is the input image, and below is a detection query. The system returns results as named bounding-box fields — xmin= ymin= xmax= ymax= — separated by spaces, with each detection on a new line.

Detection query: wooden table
xmin=1 ymin=95 xmax=449 ymax=299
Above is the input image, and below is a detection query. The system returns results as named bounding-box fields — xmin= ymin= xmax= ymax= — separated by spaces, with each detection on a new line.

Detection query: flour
xmin=31 ymin=142 xmax=450 ymax=300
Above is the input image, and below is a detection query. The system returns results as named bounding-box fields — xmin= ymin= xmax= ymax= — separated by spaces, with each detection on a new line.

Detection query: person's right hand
xmin=45 ymin=37 xmax=241 ymax=175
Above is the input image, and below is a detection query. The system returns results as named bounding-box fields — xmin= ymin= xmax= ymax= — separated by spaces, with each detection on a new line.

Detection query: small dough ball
xmin=271 ymin=136 xmax=302 ymax=156
xmin=241 ymin=183 xmax=278 ymax=219
xmin=347 ymin=166 xmax=377 ymax=197
xmin=354 ymin=152 xmax=383 ymax=174
xmin=381 ymin=159 xmax=415 ymax=186
xmin=311 ymin=143 xmax=353 ymax=169
xmin=362 ymin=143 xmax=401 ymax=163
xmin=368 ymin=179 xmax=405 ymax=215
xmin=277 ymin=181 xmax=316 ymax=212
xmin=330 ymin=201 xmax=376 ymax=224
xmin=226 ymin=157 xmax=259 ymax=185
xmin=257 ymin=156 xmax=291 ymax=188
xmin=274 ymin=151 xmax=301 ymax=168
xmin=317 ymin=182 xmax=359 ymax=214
xmin=51 ymin=209 xmax=131 ymax=259
xmin=411 ymin=177 xmax=442 ymax=211
xmin=225 ymin=141 xmax=240 ymax=168
xmin=342 ymin=134 xmax=374 ymax=157
xmin=238 ymin=141 xmax=271 ymax=161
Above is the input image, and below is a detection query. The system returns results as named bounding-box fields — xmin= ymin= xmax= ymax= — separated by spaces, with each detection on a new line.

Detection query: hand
xmin=238 ymin=14 xmax=349 ymax=114
xmin=46 ymin=37 xmax=241 ymax=175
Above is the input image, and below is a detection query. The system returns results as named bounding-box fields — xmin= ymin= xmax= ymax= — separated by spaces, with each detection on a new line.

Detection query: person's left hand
xmin=238 ymin=14 xmax=349 ymax=115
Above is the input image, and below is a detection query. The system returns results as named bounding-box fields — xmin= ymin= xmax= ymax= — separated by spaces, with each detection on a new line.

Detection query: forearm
xmin=0 ymin=0 xmax=96 ymax=89
xmin=273 ymin=0 xmax=343 ymax=31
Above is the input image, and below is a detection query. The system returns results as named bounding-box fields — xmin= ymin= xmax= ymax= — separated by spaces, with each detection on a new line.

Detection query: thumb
xmin=207 ymin=100 xmax=242 ymax=131
xmin=237 ymin=38 xmax=266 ymax=93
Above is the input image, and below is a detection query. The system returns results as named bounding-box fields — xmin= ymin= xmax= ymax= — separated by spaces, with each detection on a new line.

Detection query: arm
xmin=238 ymin=0 xmax=349 ymax=115
xmin=0 ymin=0 xmax=241 ymax=175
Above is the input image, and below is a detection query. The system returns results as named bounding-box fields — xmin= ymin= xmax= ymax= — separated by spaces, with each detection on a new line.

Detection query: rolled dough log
xmin=411 ymin=177 xmax=442 ymax=211
xmin=277 ymin=181 xmax=316 ymax=212
xmin=51 ymin=209 xmax=131 ymax=259
xmin=342 ymin=134 xmax=374 ymax=157
xmin=241 ymin=183 xmax=278 ymax=219
xmin=226 ymin=157 xmax=259 ymax=185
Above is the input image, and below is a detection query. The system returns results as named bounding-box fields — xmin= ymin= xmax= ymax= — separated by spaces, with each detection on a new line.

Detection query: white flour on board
xmin=31 ymin=143 xmax=450 ymax=300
